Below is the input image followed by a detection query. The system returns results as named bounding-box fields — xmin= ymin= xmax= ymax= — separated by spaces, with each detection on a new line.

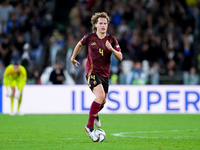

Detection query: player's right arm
xmin=3 ymin=65 xmax=13 ymax=82
xmin=71 ymin=41 xmax=82 ymax=67
xmin=71 ymin=34 xmax=90 ymax=67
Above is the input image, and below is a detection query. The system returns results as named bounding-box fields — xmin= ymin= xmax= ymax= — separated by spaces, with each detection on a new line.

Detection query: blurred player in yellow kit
xmin=3 ymin=61 xmax=27 ymax=115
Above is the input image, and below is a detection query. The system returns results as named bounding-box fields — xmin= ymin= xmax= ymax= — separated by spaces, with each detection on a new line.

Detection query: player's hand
xmin=106 ymin=40 xmax=113 ymax=52
xmin=6 ymin=91 xmax=11 ymax=97
xmin=15 ymin=93 xmax=20 ymax=99
xmin=71 ymin=59 xmax=80 ymax=67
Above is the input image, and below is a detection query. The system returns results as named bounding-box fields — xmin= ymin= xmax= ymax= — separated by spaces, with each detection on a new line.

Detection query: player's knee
xmin=97 ymin=93 xmax=105 ymax=102
xmin=101 ymin=94 xmax=105 ymax=101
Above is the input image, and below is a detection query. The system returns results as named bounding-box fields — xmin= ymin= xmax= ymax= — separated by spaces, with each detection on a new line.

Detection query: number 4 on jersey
xmin=99 ymin=48 xmax=103 ymax=56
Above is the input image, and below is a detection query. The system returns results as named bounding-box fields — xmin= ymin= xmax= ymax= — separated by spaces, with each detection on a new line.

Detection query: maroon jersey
xmin=80 ymin=33 xmax=121 ymax=77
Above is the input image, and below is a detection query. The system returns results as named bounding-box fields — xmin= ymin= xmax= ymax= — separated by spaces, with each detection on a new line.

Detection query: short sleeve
xmin=4 ymin=65 xmax=12 ymax=78
xmin=20 ymin=66 xmax=27 ymax=81
xmin=111 ymin=36 xmax=121 ymax=52
xmin=80 ymin=34 xmax=90 ymax=45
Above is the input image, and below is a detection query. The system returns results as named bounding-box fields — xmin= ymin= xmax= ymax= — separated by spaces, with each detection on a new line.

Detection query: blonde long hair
xmin=91 ymin=12 xmax=110 ymax=33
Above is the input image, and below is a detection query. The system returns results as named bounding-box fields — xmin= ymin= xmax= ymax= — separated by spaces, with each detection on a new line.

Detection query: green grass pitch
xmin=0 ymin=114 xmax=200 ymax=150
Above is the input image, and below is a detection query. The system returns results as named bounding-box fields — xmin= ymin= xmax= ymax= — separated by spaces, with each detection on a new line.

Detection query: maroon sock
xmin=87 ymin=101 xmax=101 ymax=128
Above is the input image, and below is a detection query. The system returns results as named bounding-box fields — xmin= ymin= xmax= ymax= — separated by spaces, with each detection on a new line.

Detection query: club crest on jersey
xmin=91 ymin=42 xmax=96 ymax=45
xmin=93 ymin=81 xmax=97 ymax=85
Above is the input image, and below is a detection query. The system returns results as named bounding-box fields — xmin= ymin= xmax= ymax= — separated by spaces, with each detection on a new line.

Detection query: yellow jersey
xmin=3 ymin=64 xmax=27 ymax=82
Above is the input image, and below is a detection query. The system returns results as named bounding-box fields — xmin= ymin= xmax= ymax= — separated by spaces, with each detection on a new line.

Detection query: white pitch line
xmin=112 ymin=129 xmax=200 ymax=139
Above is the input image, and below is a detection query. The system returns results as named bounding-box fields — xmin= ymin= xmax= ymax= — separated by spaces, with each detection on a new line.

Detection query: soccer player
xmin=71 ymin=12 xmax=122 ymax=140
xmin=3 ymin=61 xmax=27 ymax=115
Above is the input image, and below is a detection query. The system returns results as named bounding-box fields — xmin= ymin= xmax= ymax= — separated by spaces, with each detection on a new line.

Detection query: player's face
xmin=13 ymin=65 xmax=19 ymax=72
xmin=95 ymin=18 xmax=108 ymax=34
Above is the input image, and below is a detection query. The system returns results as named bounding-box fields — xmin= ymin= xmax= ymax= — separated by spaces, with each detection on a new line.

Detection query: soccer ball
xmin=91 ymin=129 xmax=106 ymax=142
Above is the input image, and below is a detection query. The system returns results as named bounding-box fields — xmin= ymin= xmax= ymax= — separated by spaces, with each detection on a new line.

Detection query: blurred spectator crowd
xmin=0 ymin=0 xmax=200 ymax=85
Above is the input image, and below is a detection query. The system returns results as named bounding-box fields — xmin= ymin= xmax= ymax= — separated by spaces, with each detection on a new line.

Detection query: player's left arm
xmin=19 ymin=66 xmax=27 ymax=83
xmin=106 ymin=40 xmax=122 ymax=61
